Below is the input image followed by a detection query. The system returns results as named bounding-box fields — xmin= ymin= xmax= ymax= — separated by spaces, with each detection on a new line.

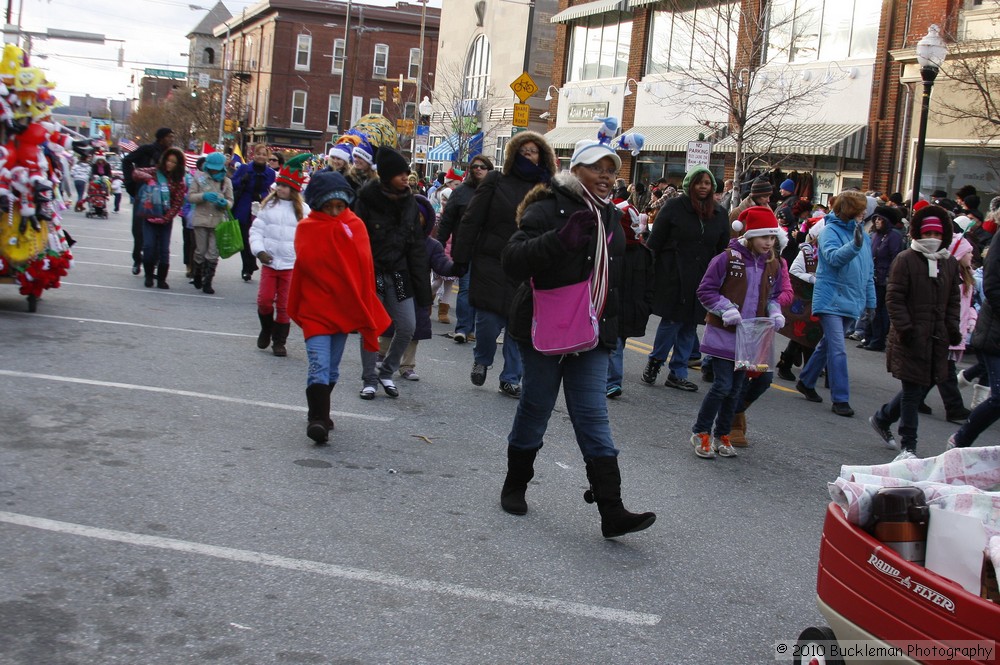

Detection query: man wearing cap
xmin=352 ymin=146 xmax=431 ymax=400
xmin=121 ymin=127 xmax=174 ymax=274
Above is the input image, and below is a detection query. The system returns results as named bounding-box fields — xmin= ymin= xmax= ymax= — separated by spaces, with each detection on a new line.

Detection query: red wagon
xmin=794 ymin=503 xmax=999 ymax=665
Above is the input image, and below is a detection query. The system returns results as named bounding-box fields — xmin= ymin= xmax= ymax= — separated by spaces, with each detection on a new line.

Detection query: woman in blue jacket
xmin=794 ymin=191 xmax=876 ymax=417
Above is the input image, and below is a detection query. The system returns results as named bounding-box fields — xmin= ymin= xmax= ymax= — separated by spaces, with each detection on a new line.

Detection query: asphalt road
xmin=0 ymin=201 xmax=983 ymax=664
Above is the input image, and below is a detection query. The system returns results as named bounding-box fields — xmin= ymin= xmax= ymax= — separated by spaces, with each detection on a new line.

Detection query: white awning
xmin=628 ymin=125 xmax=707 ymax=152
xmin=543 ymin=125 xmax=604 ymax=150
xmin=627 ymin=0 xmax=663 ymax=8
xmin=713 ymin=124 xmax=868 ymax=161
xmin=550 ymin=0 xmax=627 ymax=24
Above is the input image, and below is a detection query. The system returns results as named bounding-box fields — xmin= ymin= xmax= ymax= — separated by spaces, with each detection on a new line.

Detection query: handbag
xmin=215 ymin=208 xmax=244 ymax=259
xmin=530 ymin=208 xmax=608 ymax=356
xmin=135 ymin=171 xmax=170 ymax=224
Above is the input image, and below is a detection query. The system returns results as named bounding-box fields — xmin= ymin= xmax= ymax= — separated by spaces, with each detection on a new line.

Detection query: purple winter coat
xmin=871 ymin=227 xmax=904 ymax=285
xmin=697 ymin=239 xmax=786 ymax=361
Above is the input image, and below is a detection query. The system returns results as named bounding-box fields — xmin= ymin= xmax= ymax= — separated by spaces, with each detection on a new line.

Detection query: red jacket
xmin=288 ymin=208 xmax=390 ymax=350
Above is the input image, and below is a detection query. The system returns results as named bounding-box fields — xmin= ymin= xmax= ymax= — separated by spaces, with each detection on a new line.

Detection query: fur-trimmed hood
xmin=515 ymin=172 xmax=589 ymax=226
xmin=503 ymin=130 xmax=558 ymax=177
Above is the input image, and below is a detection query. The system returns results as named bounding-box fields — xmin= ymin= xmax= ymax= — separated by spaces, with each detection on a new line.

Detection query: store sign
xmin=567 ymin=102 xmax=609 ymax=123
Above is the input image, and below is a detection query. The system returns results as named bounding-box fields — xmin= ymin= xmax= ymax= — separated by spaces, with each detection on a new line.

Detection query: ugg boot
xmin=437 ymin=302 xmax=451 ymax=324
xmin=143 ymin=261 xmax=155 ymax=288
xmin=257 ymin=312 xmax=274 ymax=349
xmin=641 ymin=358 xmax=664 ymax=384
xmin=272 ymin=322 xmax=290 ymax=357
xmin=155 ymin=263 xmax=170 ymax=289
xmin=728 ymin=411 xmax=748 ymax=447
xmin=584 ymin=457 xmax=656 ymax=538
xmin=305 ymin=383 xmax=331 ymax=444
xmin=202 ymin=261 xmax=217 ymax=294
xmin=971 ymin=384 xmax=991 ymax=409
xmin=500 ymin=446 xmax=538 ymax=515
xmin=191 ymin=262 xmax=203 ymax=289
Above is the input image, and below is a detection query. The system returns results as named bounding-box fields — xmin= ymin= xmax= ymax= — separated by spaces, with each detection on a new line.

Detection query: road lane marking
xmin=57 ymin=282 xmax=218 ymax=298
xmin=0 ymin=511 xmax=661 ymax=627
xmin=0 ymin=370 xmax=393 ymax=422
xmin=72 ymin=246 xmax=179 ymax=255
xmin=70 ymin=260 xmax=139 ymax=268
xmin=65 ymin=235 xmax=133 ymax=242
xmin=0 ymin=311 xmax=252 ymax=337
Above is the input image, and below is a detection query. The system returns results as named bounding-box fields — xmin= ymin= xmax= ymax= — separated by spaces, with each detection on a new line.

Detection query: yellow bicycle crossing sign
xmin=510 ymin=72 xmax=538 ymax=103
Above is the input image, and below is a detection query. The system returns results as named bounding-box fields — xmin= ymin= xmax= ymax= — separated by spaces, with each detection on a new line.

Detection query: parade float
xmin=0 ymin=44 xmax=75 ymax=312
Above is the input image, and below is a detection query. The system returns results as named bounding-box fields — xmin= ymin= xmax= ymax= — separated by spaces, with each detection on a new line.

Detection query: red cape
xmin=288 ymin=208 xmax=391 ymax=351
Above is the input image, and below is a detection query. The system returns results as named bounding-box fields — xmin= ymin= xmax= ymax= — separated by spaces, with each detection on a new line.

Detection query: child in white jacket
xmin=249 ymin=154 xmax=310 ymax=356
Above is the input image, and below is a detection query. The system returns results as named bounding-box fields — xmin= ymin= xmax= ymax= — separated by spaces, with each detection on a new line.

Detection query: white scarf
xmin=910 ymin=238 xmax=951 ymax=278
xmin=581 ymin=186 xmax=611 ymax=317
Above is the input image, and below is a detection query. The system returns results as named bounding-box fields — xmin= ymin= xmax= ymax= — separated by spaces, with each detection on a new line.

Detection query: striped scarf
xmin=581 ymin=186 xmax=611 ymax=318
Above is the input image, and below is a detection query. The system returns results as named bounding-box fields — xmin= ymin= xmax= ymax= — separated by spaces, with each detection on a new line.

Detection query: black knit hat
xmin=304 ymin=171 xmax=355 ymax=210
xmin=750 ymin=179 xmax=772 ymax=196
xmin=376 ymin=147 xmax=410 ymax=182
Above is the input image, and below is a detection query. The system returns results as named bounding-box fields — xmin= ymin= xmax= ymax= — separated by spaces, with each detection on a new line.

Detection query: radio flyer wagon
xmin=793 ymin=503 xmax=999 ymax=665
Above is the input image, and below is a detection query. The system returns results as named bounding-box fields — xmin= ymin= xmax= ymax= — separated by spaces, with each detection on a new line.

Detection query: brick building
xmin=214 ymin=0 xmax=439 ymax=153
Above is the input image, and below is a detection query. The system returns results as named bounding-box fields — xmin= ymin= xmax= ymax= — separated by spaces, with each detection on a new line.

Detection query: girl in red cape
xmin=288 ymin=171 xmax=390 ymax=445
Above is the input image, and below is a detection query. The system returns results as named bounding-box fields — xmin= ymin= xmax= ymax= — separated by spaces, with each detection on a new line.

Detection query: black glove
xmin=556 ymin=210 xmax=597 ymax=251
xmin=899 ymin=328 xmax=915 ymax=345
xmin=949 ymin=331 xmax=964 ymax=346
xmin=453 ymin=262 xmax=468 ymax=276
xmin=853 ymin=222 xmax=864 ymax=248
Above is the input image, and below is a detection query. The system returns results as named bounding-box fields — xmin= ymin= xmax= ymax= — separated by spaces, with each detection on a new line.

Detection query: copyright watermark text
xmin=773 ymin=639 xmax=995 ymax=661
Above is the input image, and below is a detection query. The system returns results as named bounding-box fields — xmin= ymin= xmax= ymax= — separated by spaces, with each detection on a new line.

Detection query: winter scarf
xmin=512 ymin=153 xmax=551 ymax=184
xmin=580 ymin=184 xmax=611 ymax=317
xmin=910 ymin=238 xmax=951 ymax=278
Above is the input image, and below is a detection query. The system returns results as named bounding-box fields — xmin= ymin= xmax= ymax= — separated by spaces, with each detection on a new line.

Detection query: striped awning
xmin=427 ymin=132 xmax=483 ymax=162
xmin=628 ymin=125 xmax=707 ymax=152
xmin=550 ymin=0 xmax=627 ymax=24
xmin=713 ymin=124 xmax=869 ymax=161
xmin=543 ymin=125 xmax=605 ymax=150
xmin=627 ymin=0 xmax=663 ymax=7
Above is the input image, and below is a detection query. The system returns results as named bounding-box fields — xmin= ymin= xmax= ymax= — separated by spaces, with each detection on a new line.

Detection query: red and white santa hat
xmin=733 ymin=205 xmax=782 ymax=237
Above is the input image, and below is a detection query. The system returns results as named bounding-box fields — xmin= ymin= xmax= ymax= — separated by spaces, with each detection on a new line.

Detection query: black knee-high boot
xmin=143 ymin=261 xmax=155 ymax=288
xmin=584 ymin=457 xmax=656 ymax=538
xmin=500 ymin=446 xmax=538 ymax=515
xmin=257 ymin=312 xmax=274 ymax=349
xmin=305 ymin=384 xmax=331 ymax=444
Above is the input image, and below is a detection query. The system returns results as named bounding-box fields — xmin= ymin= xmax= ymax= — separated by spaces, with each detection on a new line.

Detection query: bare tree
xmin=647 ymin=0 xmax=848 ymax=184
xmin=428 ymin=60 xmax=508 ymax=166
xmin=128 ymin=84 xmax=223 ymax=150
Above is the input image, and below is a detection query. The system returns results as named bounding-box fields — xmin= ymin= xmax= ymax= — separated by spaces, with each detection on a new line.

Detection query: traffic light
xmin=392 ymin=87 xmax=401 ymax=104
xmin=378 ymin=85 xmax=387 ymax=102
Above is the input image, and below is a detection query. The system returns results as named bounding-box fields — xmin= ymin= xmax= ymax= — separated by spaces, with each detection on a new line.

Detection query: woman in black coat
xmin=498 ymin=141 xmax=655 ymax=540
xmin=642 ymin=166 xmax=730 ymax=390
xmin=452 ymin=131 xmax=557 ymax=397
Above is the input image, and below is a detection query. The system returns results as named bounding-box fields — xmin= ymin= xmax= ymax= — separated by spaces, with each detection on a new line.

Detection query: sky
xmin=15 ymin=0 xmax=439 ymax=107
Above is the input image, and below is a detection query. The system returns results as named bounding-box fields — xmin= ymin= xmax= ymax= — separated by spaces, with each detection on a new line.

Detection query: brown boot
xmin=437 ymin=302 xmax=451 ymax=324
xmin=728 ymin=411 xmax=748 ymax=447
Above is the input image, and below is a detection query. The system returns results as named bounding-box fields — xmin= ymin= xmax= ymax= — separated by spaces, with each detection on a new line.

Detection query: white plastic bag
xmin=735 ymin=317 xmax=775 ymax=372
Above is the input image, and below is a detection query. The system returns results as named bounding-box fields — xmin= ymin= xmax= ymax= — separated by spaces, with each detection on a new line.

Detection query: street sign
xmin=512 ymin=103 xmax=531 ymax=128
xmin=144 ymin=68 xmax=187 ymax=80
xmin=685 ymin=140 xmax=712 ymax=173
xmin=414 ymin=125 xmax=429 ymax=164
xmin=197 ymin=73 xmax=210 ymax=89
xmin=509 ymin=72 xmax=538 ymax=103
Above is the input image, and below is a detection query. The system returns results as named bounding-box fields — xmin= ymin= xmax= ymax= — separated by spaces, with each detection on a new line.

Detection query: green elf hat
xmin=276 ymin=153 xmax=312 ymax=192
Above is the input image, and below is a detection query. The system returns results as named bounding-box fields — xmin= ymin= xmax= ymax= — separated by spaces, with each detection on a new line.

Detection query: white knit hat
xmin=352 ymin=144 xmax=374 ymax=166
xmin=570 ymin=140 xmax=621 ymax=171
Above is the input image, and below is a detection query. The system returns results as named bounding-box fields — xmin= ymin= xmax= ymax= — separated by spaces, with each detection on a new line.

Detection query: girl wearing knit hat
xmin=869 ymin=205 xmax=962 ymax=460
xmin=249 ymin=154 xmax=311 ymax=357
xmin=691 ymin=206 xmax=788 ymax=458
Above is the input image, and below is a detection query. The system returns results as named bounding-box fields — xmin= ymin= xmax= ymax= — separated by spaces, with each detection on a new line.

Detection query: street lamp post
xmin=909 ymin=24 xmax=948 ymax=207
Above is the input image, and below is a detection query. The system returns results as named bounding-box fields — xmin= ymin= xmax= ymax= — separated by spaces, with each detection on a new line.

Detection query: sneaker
xmin=691 ymin=432 xmax=715 ymax=459
xmin=868 ymin=415 xmax=899 ymax=450
xmin=664 ymin=373 xmax=698 ymax=392
xmin=847 ymin=332 xmax=863 ymax=341
xmin=471 ymin=363 xmax=487 ymax=386
xmin=641 ymin=358 xmax=664 ymax=384
xmin=893 ymin=450 xmax=917 ymax=462
xmin=606 ymin=385 xmax=623 ymax=399
xmin=796 ymin=380 xmax=823 ymax=403
xmin=498 ymin=382 xmax=521 ymax=399
xmin=713 ymin=435 xmax=738 ymax=458
xmin=946 ymin=434 xmax=958 ymax=451
xmin=453 ymin=332 xmax=467 ymax=344
xmin=359 ymin=385 xmax=376 ymax=400
xmin=379 ymin=378 xmax=399 ymax=398
xmin=831 ymin=402 xmax=855 ymax=417
xmin=399 ymin=369 xmax=420 ymax=381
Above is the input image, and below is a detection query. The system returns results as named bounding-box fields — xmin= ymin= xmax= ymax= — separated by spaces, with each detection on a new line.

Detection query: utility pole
xmin=336 ymin=0 xmax=352 ymax=134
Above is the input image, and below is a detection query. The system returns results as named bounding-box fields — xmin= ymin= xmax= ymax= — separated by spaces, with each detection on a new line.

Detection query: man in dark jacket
xmin=437 ymin=154 xmax=494 ymax=343
xmin=121 ymin=127 xmax=174 ymax=274
xmin=452 ymin=131 xmax=558 ymax=398
xmin=353 ymin=147 xmax=432 ymax=400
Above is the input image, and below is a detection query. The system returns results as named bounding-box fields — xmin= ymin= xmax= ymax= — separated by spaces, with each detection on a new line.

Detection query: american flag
xmin=184 ymin=152 xmax=200 ymax=171
xmin=119 ymin=139 xmax=139 ymax=152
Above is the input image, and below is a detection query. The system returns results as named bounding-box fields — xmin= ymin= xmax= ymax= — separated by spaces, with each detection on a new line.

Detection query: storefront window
xmin=768 ymin=0 xmax=877 ymax=63
xmin=566 ymin=14 xmax=632 ymax=81
xmin=918 ymin=145 xmax=1000 ymax=204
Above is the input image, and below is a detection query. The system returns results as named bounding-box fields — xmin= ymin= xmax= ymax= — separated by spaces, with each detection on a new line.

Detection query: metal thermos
xmin=870 ymin=487 xmax=930 ymax=564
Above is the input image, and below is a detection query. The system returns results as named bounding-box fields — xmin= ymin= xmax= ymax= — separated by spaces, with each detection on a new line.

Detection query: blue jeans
xmin=649 ymin=319 xmax=697 ymax=379
xmin=607 ymin=337 xmax=625 ymax=389
xmin=305 ymin=334 xmax=348 ymax=386
xmin=142 ymin=220 xmax=173 ymax=266
xmin=508 ymin=342 xmax=618 ymax=459
xmin=953 ymin=352 xmax=1000 ymax=447
xmin=799 ymin=314 xmax=853 ymax=403
xmin=474 ymin=309 xmax=522 ymax=384
xmin=455 ymin=271 xmax=476 ymax=336
xmin=693 ymin=358 xmax=746 ymax=437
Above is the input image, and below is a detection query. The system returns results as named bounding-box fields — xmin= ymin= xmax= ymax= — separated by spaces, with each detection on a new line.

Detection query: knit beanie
xmin=375 ymin=147 xmax=410 ymax=182
xmin=328 ymin=143 xmax=353 ymax=164
xmin=275 ymin=153 xmax=311 ymax=192
xmin=733 ymin=205 xmax=781 ymax=236
xmin=352 ymin=142 xmax=375 ymax=166
xmin=750 ymin=178 xmax=772 ymax=197
xmin=779 ymin=178 xmax=795 ymax=193
xmin=889 ymin=192 xmax=903 ymax=205
xmin=569 ymin=139 xmax=621 ymax=170
xmin=304 ymin=171 xmax=355 ymax=210
xmin=681 ymin=165 xmax=716 ymax=194
xmin=964 ymin=194 xmax=981 ymax=211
